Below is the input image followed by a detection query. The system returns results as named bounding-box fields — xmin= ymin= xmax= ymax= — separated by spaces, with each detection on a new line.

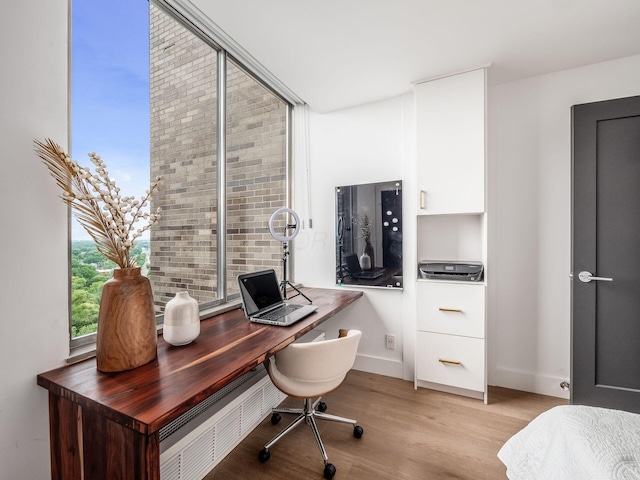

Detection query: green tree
xmin=70 ymin=239 xmax=151 ymax=338
xmin=71 ymin=289 xmax=100 ymax=336
xmin=70 ymin=261 xmax=109 ymax=336
xmin=83 ymin=250 xmax=105 ymax=265
xmin=74 ymin=264 xmax=99 ymax=282
xmin=71 ymin=276 xmax=87 ymax=290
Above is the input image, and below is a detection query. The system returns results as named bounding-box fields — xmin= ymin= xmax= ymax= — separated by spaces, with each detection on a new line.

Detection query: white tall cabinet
xmin=414 ymin=68 xmax=488 ymax=402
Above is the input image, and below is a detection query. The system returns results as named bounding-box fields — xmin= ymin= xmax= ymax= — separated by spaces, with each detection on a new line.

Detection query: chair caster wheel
xmin=353 ymin=425 xmax=364 ymax=438
xmin=317 ymin=401 xmax=328 ymax=412
xmin=258 ymin=448 xmax=270 ymax=463
xmin=323 ymin=463 xmax=336 ymax=479
xmin=271 ymin=413 xmax=281 ymax=425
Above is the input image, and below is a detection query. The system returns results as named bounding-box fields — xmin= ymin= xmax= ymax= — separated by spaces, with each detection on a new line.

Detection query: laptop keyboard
xmin=260 ymin=303 xmax=302 ymax=321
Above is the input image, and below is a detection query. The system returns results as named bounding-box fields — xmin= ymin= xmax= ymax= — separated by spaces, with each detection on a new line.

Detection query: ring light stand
xmin=268 ymin=207 xmax=312 ymax=303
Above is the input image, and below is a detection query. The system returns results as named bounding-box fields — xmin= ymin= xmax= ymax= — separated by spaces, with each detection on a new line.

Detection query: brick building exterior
xmin=149 ymin=5 xmax=288 ymax=310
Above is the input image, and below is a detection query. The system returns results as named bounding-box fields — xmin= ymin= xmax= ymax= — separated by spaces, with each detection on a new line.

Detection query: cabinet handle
xmin=438 ymin=308 xmax=462 ymax=313
xmin=419 ymin=190 xmax=427 ymax=209
xmin=438 ymin=358 xmax=462 ymax=366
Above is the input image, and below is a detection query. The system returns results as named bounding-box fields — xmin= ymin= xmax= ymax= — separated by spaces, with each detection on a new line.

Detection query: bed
xmin=498 ymin=405 xmax=640 ymax=479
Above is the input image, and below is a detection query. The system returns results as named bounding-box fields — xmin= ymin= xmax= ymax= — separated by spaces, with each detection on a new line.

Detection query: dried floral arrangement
xmin=353 ymin=212 xmax=372 ymax=244
xmin=34 ymin=138 xmax=162 ymax=269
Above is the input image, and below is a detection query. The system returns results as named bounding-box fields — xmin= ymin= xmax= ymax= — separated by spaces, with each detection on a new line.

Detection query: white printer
xmin=418 ymin=261 xmax=483 ymax=282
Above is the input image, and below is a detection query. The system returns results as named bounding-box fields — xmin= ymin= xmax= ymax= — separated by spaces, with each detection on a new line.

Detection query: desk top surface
xmin=37 ymin=287 xmax=362 ymax=435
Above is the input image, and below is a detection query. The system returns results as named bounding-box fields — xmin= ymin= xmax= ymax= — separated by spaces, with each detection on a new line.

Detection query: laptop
xmin=344 ymin=253 xmax=384 ymax=280
xmin=237 ymin=269 xmax=318 ymax=326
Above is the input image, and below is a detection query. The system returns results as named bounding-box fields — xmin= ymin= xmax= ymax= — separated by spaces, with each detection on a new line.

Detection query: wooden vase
xmin=96 ymin=267 xmax=157 ymax=372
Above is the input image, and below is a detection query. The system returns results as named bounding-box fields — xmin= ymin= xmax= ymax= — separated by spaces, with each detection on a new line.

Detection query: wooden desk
xmin=37 ymin=287 xmax=362 ymax=480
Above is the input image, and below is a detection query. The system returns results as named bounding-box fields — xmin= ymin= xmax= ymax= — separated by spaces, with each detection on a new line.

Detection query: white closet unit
xmin=414 ymin=68 xmax=488 ymax=402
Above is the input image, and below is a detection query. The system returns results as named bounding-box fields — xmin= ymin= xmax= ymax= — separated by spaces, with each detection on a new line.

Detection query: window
xmin=225 ymin=59 xmax=289 ymax=296
xmin=149 ymin=5 xmax=219 ymax=308
xmin=70 ymin=0 xmax=151 ymax=341
xmin=70 ymin=0 xmax=294 ymax=349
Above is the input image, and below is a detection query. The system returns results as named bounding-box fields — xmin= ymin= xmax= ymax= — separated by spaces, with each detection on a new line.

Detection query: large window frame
xmin=70 ymin=0 xmax=302 ymax=353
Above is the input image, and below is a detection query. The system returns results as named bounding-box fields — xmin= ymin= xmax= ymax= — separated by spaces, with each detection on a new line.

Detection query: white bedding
xmin=498 ymin=405 xmax=640 ymax=480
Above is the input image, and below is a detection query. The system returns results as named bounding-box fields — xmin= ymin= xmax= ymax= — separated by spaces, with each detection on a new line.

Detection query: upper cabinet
xmin=415 ymin=68 xmax=486 ymax=215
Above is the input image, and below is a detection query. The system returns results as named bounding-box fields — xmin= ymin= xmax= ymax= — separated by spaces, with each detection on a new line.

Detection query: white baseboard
xmin=492 ymin=366 xmax=570 ymax=399
xmin=353 ymin=353 xmax=404 ymax=379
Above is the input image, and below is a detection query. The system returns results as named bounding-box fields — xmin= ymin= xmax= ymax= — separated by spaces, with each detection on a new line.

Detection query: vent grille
xmin=160 ymin=367 xmax=264 ymax=442
xmin=182 ymin=429 xmax=215 ymax=480
xmin=214 ymin=405 xmax=242 ymax=459
xmin=159 ymin=330 xmax=323 ymax=480
xmin=160 ymin=454 xmax=181 ymax=479
xmin=160 ymin=370 xmax=286 ymax=480
xmin=241 ymin=388 xmax=263 ymax=434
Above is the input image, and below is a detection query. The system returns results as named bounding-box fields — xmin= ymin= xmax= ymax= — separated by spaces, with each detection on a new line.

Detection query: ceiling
xmin=192 ymin=0 xmax=640 ymax=113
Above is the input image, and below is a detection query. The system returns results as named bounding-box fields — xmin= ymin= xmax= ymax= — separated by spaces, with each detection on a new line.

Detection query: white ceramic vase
xmin=359 ymin=251 xmax=372 ymax=270
xmin=163 ymin=291 xmax=200 ymax=346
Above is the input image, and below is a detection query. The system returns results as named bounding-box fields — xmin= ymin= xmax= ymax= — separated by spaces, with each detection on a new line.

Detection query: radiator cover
xmin=159 ymin=367 xmax=285 ymax=480
xmin=159 ymin=329 xmax=325 ymax=480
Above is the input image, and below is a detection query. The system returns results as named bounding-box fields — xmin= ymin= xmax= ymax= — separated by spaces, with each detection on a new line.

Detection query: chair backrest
xmin=268 ymin=330 xmax=361 ymax=396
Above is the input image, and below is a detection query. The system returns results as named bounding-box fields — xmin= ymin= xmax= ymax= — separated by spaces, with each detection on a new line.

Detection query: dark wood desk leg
xmin=83 ymin=409 xmax=160 ymax=480
xmin=47 ymin=393 xmax=160 ymax=480
xmin=48 ymin=393 xmax=82 ymax=480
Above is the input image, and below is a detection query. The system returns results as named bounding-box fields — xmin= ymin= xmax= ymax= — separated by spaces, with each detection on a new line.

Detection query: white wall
xmin=0 ymin=1 xmax=70 ymax=478
xmin=295 ymin=53 xmax=640 ymax=400
xmin=488 ymin=53 xmax=640 ymax=397
xmin=292 ymin=97 xmax=415 ymax=379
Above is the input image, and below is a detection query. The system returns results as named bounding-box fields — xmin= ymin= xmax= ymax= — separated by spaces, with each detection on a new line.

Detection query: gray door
xmin=572 ymin=95 xmax=640 ymax=413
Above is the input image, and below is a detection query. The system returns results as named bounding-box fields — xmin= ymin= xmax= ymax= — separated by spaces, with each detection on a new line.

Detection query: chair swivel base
xmin=258 ymin=397 xmax=364 ymax=480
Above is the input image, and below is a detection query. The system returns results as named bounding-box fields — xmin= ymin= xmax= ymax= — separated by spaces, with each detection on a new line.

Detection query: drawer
xmin=417 ymin=281 xmax=485 ymax=338
xmin=416 ymin=332 xmax=485 ymax=392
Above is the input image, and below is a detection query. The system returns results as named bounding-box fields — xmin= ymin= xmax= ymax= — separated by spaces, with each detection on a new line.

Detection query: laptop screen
xmin=238 ymin=270 xmax=283 ymax=316
xmin=344 ymin=253 xmax=362 ymax=274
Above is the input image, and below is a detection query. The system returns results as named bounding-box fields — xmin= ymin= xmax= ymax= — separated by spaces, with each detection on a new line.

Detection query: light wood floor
xmin=206 ymin=370 xmax=567 ymax=479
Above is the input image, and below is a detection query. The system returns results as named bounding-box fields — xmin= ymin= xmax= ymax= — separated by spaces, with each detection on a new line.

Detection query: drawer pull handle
xmin=439 ymin=308 xmax=462 ymax=313
xmin=438 ymin=358 xmax=462 ymax=366
xmin=419 ymin=190 xmax=427 ymax=209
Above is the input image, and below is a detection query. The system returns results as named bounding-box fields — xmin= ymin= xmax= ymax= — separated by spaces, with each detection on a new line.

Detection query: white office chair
xmin=258 ymin=329 xmax=363 ymax=479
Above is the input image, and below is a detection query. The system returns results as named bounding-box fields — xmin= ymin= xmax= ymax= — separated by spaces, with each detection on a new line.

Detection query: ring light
xmin=268 ymin=207 xmax=300 ymax=243
xmin=268 ymin=207 xmax=311 ymax=304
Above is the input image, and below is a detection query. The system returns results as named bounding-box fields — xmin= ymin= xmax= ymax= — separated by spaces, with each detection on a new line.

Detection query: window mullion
xmin=217 ymin=49 xmax=227 ymax=301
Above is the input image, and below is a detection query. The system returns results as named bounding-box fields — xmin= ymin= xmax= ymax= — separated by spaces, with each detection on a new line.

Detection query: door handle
xmin=578 ymin=271 xmax=613 ymax=283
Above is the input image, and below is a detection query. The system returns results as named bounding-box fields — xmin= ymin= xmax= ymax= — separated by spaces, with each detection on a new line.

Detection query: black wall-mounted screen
xmin=335 ymin=180 xmax=403 ymax=289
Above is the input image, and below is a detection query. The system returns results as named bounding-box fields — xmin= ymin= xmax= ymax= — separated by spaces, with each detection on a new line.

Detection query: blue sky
xmin=71 ymin=0 xmax=150 ymax=240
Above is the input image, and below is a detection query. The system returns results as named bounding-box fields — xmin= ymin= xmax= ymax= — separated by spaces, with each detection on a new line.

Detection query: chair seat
xmin=267 ymin=363 xmax=346 ymax=398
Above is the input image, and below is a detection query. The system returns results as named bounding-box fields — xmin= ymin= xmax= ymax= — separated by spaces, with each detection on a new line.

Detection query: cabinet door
xmin=417 ymin=282 xmax=485 ymax=338
xmin=415 ymin=68 xmax=485 ymax=214
xmin=416 ymin=331 xmax=485 ymax=392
